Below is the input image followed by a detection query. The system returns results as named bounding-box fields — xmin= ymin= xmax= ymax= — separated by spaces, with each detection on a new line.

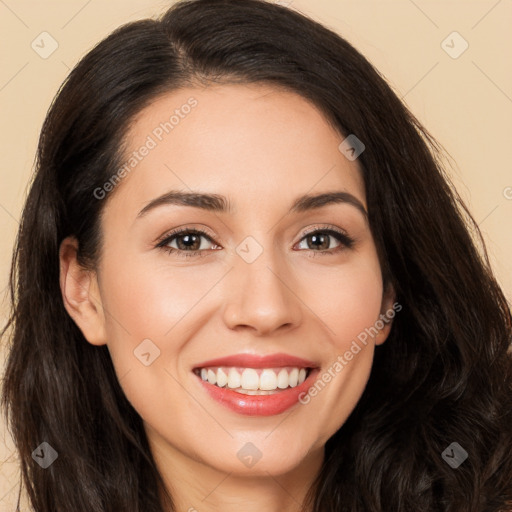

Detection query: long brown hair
xmin=2 ymin=1 xmax=511 ymax=510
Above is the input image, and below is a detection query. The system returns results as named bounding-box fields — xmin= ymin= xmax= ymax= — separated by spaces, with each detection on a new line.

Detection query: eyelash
xmin=155 ymin=225 xmax=355 ymax=259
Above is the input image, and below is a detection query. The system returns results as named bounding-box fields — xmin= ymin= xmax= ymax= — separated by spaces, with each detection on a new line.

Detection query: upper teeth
xmin=197 ymin=367 xmax=308 ymax=391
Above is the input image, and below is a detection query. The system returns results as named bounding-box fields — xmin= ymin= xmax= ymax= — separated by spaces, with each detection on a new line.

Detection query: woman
xmin=2 ymin=0 xmax=511 ymax=510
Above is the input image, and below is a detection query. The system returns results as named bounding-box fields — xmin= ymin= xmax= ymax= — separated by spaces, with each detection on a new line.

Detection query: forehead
xmin=111 ymin=83 xmax=366 ymax=216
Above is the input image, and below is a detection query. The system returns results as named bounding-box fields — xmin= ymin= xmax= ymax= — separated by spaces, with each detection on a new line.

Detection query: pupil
xmin=175 ymin=233 xmax=331 ymax=251
xmin=310 ymin=234 xmax=328 ymax=250
xmin=178 ymin=234 xmax=199 ymax=250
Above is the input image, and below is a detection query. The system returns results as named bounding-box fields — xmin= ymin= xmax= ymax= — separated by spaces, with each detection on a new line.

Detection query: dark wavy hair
xmin=2 ymin=0 xmax=511 ymax=510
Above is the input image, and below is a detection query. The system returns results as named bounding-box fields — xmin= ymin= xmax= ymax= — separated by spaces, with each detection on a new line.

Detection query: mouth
xmin=192 ymin=353 xmax=320 ymax=416
xmin=193 ymin=366 xmax=312 ymax=394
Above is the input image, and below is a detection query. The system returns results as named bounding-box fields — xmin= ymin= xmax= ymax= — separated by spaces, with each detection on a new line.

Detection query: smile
xmin=194 ymin=366 xmax=310 ymax=394
xmin=192 ymin=353 xmax=320 ymax=416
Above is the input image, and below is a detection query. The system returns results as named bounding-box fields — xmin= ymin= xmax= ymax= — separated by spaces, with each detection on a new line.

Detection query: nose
xmin=222 ymin=248 xmax=303 ymax=336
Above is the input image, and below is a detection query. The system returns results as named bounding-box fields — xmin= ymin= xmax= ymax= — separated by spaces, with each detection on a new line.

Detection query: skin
xmin=59 ymin=83 xmax=395 ymax=512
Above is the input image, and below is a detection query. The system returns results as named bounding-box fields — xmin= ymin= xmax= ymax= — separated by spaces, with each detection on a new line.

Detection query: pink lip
xmin=192 ymin=352 xmax=321 ymax=416
xmin=194 ymin=368 xmax=320 ymax=416
xmin=193 ymin=352 xmax=319 ymax=370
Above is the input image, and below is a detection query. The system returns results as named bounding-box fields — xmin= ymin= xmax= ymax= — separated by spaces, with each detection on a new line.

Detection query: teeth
xmin=260 ymin=369 xmax=277 ymax=390
xmin=216 ymin=368 xmax=228 ymax=388
xmin=240 ymin=369 xmax=259 ymax=390
xmin=236 ymin=389 xmax=274 ymax=395
xmin=207 ymin=369 xmax=216 ymax=385
xmin=289 ymin=368 xmax=299 ymax=387
xmin=277 ymin=369 xmax=289 ymax=389
xmin=197 ymin=366 xmax=310 ymax=392
xmin=227 ymin=367 xmax=241 ymax=389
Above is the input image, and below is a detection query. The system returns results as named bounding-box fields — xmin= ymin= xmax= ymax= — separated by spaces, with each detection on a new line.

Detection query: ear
xmin=59 ymin=236 xmax=107 ymax=346
xmin=375 ymin=282 xmax=397 ymax=346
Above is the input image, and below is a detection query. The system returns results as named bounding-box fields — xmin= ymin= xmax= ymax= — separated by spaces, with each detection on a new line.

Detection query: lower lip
xmin=195 ymin=369 xmax=320 ymax=416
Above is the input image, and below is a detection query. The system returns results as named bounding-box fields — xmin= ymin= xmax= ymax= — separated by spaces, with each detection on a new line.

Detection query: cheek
xmin=100 ymin=255 xmax=213 ymax=336
xmin=303 ymin=253 xmax=384 ymax=345
xmin=298 ymin=254 xmax=383 ymax=439
xmin=97 ymin=259 xmax=191 ymax=424
xmin=96 ymin=256 xmax=224 ymax=401
xmin=99 ymin=245 xmax=384 ymax=358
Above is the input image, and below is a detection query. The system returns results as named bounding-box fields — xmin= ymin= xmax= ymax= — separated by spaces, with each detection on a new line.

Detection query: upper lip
xmin=193 ymin=352 xmax=319 ymax=370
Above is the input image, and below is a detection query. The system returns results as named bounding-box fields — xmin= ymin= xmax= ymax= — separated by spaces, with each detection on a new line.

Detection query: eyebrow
xmin=137 ymin=190 xmax=368 ymax=221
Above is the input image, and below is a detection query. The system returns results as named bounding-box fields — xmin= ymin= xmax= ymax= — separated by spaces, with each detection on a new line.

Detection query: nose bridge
xmin=222 ymin=235 xmax=302 ymax=334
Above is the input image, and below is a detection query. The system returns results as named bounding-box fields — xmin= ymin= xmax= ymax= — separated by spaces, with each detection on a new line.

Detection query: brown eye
xmin=171 ymin=232 xmax=205 ymax=251
xmin=156 ymin=228 xmax=220 ymax=258
xmin=296 ymin=229 xmax=355 ymax=253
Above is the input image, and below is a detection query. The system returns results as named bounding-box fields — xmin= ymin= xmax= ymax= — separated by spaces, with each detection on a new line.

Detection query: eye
xmin=295 ymin=227 xmax=355 ymax=255
xmin=155 ymin=225 xmax=355 ymax=259
xmin=156 ymin=228 xmax=220 ymax=258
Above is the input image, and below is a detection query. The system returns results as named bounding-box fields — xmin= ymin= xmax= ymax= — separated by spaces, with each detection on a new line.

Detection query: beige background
xmin=1 ymin=0 xmax=511 ymax=508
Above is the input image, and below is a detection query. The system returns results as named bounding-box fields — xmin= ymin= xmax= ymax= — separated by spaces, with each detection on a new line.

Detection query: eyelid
xmin=156 ymin=224 xmax=349 ymax=245
xmin=154 ymin=225 xmax=217 ymax=247
xmin=155 ymin=223 xmax=356 ymax=257
xmin=297 ymin=224 xmax=349 ymax=242
xmin=293 ymin=224 xmax=356 ymax=252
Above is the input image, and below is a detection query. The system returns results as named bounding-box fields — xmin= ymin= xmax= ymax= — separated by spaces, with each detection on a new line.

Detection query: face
xmin=60 ymin=83 xmax=395 ymax=482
